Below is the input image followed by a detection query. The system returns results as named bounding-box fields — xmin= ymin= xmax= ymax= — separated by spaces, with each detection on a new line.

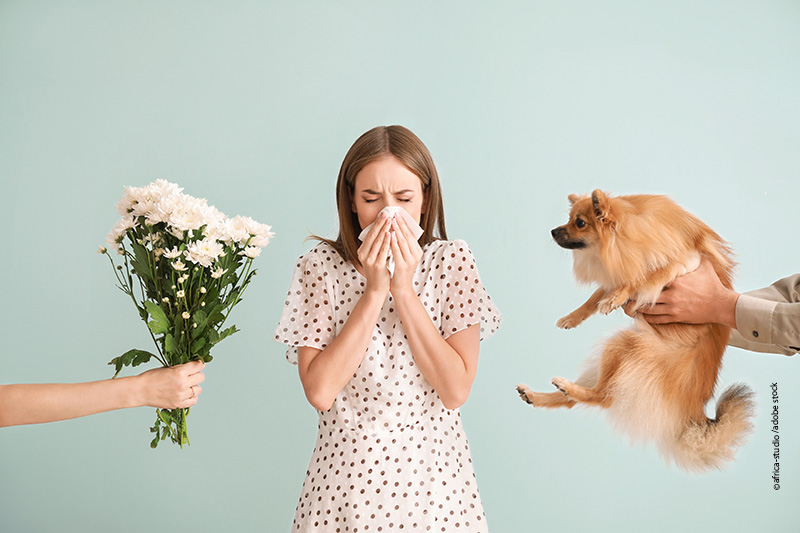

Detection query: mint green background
xmin=1 ymin=1 xmax=798 ymax=531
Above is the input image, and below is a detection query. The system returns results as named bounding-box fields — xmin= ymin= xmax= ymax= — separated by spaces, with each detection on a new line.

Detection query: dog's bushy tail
xmin=668 ymin=383 xmax=755 ymax=472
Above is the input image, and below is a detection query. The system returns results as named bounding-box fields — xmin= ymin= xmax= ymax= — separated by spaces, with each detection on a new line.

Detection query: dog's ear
xmin=568 ymin=194 xmax=581 ymax=206
xmin=591 ymin=189 xmax=612 ymax=225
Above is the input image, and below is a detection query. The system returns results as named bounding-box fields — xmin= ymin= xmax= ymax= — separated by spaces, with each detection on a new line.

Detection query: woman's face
xmin=351 ymin=155 xmax=426 ymax=235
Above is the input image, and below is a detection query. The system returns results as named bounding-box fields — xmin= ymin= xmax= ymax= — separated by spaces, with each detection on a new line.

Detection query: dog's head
xmin=551 ymin=189 xmax=618 ymax=251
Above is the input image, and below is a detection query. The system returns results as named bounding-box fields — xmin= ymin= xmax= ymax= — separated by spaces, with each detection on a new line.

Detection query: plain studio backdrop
xmin=1 ymin=1 xmax=798 ymax=531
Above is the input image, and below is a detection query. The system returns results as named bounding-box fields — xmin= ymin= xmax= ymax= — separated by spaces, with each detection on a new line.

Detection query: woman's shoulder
xmin=293 ymin=241 xmax=343 ymax=269
xmin=423 ymin=238 xmax=473 ymax=258
xmin=296 ymin=241 xmax=349 ymax=272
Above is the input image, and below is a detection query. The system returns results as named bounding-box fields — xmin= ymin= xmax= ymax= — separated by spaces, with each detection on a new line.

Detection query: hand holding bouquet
xmin=99 ymin=180 xmax=272 ymax=448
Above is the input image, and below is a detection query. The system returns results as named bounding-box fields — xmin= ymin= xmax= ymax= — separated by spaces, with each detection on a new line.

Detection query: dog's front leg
xmin=598 ymin=285 xmax=634 ymax=315
xmin=556 ymin=288 xmax=607 ymax=329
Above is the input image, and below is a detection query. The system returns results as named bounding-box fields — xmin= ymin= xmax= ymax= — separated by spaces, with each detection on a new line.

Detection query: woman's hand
xmin=389 ymin=214 xmax=423 ymax=297
xmin=357 ymin=212 xmax=392 ymax=297
xmin=134 ymin=360 xmax=206 ymax=409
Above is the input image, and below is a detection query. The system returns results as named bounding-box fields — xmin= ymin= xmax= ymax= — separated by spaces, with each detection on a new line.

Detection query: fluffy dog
xmin=517 ymin=190 xmax=754 ymax=472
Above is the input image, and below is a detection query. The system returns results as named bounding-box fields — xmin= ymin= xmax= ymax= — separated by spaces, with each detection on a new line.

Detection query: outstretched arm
xmin=0 ymin=360 xmax=205 ymax=428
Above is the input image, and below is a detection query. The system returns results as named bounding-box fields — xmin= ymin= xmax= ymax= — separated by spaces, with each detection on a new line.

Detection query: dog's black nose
xmin=551 ymin=227 xmax=565 ymax=239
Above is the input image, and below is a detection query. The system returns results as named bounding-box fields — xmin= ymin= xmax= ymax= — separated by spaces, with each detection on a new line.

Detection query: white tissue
xmin=357 ymin=206 xmax=424 ymax=277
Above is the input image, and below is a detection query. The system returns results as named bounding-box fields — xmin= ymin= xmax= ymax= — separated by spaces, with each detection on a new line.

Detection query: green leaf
xmin=108 ymin=349 xmax=156 ymax=378
xmin=223 ymin=288 xmax=240 ymax=306
xmin=144 ymin=301 xmax=170 ymax=335
xmin=213 ymin=325 xmax=239 ymax=346
xmin=207 ymin=312 xmax=225 ymax=326
xmin=131 ymin=350 xmax=153 ymax=367
xmin=164 ymin=333 xmax=178 ymax=356
xmin=108 ymin=356 xmax=124 ymax=378
xmin=193 ymin=309 xmax=207 ymax=324
xmin=190 ymin=336 xmax=206 ymax=353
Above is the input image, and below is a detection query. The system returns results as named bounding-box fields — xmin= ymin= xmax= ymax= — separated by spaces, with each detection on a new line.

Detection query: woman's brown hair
xmin=311 ymin=125 xmax=447 ymax=266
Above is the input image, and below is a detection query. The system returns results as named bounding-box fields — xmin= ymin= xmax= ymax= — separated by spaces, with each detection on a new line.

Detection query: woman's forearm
xmin=0 ymin=378 xmax=142 ymax=427
xmin=298 ymin=289 xmax=386 ymax=411
xmin=392 ymin=289 xmax=479 ymax=409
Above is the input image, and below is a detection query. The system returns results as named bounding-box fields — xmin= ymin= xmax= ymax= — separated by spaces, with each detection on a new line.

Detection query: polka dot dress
xmin=274 ymin=239 xmax=501 ymax=532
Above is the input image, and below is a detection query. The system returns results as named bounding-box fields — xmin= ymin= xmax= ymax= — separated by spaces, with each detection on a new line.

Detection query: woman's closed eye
xmin=363 ymin=197 xmax=412 ymax=203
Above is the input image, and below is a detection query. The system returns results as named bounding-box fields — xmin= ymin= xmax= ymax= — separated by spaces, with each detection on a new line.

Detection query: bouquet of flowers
xmin=99 ymin=180 xmax=273 ymax=448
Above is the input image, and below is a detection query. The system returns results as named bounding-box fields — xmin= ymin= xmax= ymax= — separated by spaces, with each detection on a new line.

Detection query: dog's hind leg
xmin=516 ymin=385 xmax=577 ymax=409
xmin=550 ymin=377 xmax=613 ymax=407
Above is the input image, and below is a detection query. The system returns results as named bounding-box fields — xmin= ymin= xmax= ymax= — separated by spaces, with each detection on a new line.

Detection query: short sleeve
xmin=273 ymin=251 xmax=336 ymax=364
xmin=438 ymin=240 xmax=501 ymax=341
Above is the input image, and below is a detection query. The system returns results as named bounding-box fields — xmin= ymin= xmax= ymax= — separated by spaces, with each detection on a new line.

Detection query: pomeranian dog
xmin=516 ymin=190 xmax=755 ymax=472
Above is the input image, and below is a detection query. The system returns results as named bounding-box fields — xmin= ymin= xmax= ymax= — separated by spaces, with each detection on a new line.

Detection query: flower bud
xmin=200 ymin=287 xmax=207 ymax=294
xmin=182 ymin=311 xmax=191 ymax=319
xmin=177 ymin=290 xmax=185 ymax=298
xmin=162 ymin=297 xmax=169 ymax=303
xmin=201 ymin=302 xmax=206 ymax=307
xmin=97 ymin=246 xmax=107 ymax=254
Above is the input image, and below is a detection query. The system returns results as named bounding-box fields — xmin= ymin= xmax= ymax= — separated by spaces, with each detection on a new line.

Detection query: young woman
xmin=274 ymin=125 xmax=501 ymax=531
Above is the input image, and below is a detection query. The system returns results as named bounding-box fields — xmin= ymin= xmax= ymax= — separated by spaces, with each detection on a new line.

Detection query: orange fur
xmin=517 ymin=190 xmax=754 ymax=472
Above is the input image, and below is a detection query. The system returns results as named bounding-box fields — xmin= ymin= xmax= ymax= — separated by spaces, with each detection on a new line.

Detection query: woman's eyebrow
xmin=361 ymin=189 xmax=415 ymax=195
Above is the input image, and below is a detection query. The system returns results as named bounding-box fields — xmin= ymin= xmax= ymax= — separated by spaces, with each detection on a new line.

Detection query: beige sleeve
xmin=731 ymin=274 xmax=800 ymax=356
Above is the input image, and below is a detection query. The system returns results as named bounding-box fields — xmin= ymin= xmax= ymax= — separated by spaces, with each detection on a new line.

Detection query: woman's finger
xmin=188 ymin=370 xmax=206 ymax=387
xmin=366 ymin=228 xmax=390 ymax=266
xmin=360 ymin=214 xmax=390 ymax=260
xmin=180 ymin=360 xmax=205 ymax=377
xmin=391 ymin=218 xmax=413 ymax=262
xmin=365 ymin=213 xmax=390 ymax=245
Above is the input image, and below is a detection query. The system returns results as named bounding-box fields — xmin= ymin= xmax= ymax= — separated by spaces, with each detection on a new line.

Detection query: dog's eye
xmin=575 ymin=218 xmax=586 ymax=229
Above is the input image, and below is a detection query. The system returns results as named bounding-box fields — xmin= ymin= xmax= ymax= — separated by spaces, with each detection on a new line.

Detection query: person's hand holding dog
xmin=623 ymin=257 xmax=739 ymax=328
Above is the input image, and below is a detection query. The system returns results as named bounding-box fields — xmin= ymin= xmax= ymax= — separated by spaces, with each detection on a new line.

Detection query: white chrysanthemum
xmin=185 ymin=238 xmax=224 ymax=268
xmin=149 ymin=179 xmax=183 ymax=198
xmin=240 ymin=246 xmax=262 ymax=259
xmin=164 ymin=247 xmax=182 ymax=259
xmin=221 ymin=215 xmax=273 ymax=247
xmin=168 ymin=226 xmax=185 ymax=239
xmin=248 ymin=226 xmax=274 ymax=248
xmin=130 ymin=197 xmax=157 ymax=219
xmin=172 ymin=260 xmax=188 ymax=272
xmin=221 ymin=215 xmax=252 ymax=245
xmin=169 ymin=202 xmax=207 ymax=234
xmin=105 ymin=215 xmax=138 ymax=246
xmin=211 ymin=267 xmax=227 ymax=279
xmin=204 ymin=220 xmax=226 ymax=242
xmin=115 ymin=187 xmax=138 ymax=215
xmin=147 ymin=193 xmax=183 ymax=225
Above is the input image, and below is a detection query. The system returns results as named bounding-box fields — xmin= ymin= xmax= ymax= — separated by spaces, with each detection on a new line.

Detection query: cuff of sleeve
xmin=735 ymin=294 xmax=779 ymax=344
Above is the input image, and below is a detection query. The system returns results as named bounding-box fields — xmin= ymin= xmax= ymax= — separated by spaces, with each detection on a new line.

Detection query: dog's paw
xmin=516 ymin=384 xmax=536 ymax=406
xmin=598 ymin=297 xmax=621 ymax=315
xmin=556 ymin=314 xmax=582 ymax=329
xmin=551 ymin=377 xmax=570 ymax=397
xmin=599 ymin=290 xmax=629 ymax=315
